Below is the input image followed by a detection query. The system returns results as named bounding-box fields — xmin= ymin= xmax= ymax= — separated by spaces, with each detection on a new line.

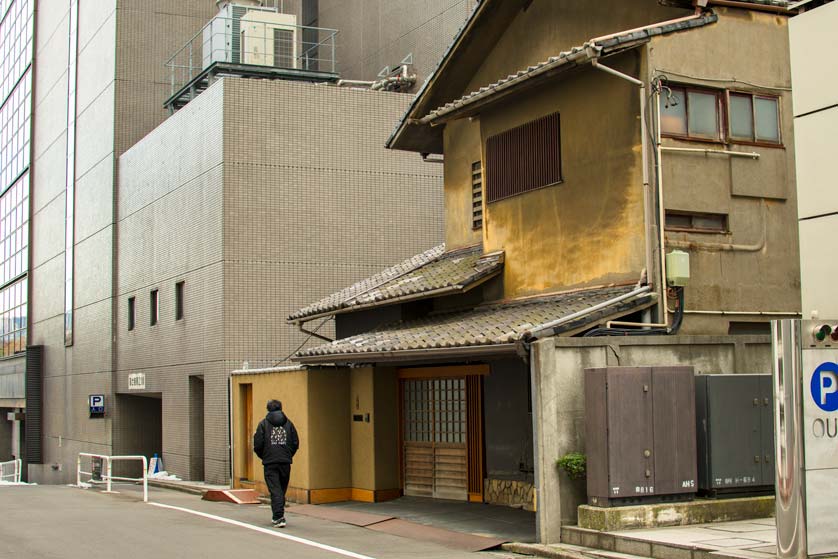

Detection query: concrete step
xmin=502 ymin=541 xmax=652 ymax=559
xmin=560 ymin=525 xmax=766 ymax=559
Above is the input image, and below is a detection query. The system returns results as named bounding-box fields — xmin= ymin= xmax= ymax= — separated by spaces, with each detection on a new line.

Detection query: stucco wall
xmin=232 ymin=369 xmax=312 ymax=492
xmin=648 ymin=8 xmax=800 ymax=333
xmin=463 ymin=0 xmax=689 ymax=96
xmin=530 ymin=335 xmax=771 ymax=544
xmin=476 ymin=52 xmax=646 ymax=297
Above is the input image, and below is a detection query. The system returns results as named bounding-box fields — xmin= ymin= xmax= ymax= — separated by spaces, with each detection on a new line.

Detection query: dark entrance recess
xmin=113 ymin=393 xmax=162 ymax=479
xmin=189 ymin=376 xmax=205 ymax=481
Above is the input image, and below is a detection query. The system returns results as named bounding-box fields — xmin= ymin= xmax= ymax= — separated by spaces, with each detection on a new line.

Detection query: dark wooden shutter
xmin=486 ymin=112 xmax=561 ymax=203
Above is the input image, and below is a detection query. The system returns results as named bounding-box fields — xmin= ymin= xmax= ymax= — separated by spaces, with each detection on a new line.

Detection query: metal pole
xmin=772 ymin=319 xmax=807 ymax=559
xmin=76 ymin=455 xmax=81 ymax=487
xmin=142 ymin=457 xmax=148 ymax=503
xmin=106 ymin=457 xmax=112 ymax=493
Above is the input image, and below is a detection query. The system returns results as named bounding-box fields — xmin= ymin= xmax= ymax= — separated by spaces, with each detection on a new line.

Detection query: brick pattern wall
xmin=28 ymin=1 xmax=226 ymax=482
xmin=318 ymin=0 xmax=478 ymax=88
xmin=116 ymin=78 xmax=442 ymax=483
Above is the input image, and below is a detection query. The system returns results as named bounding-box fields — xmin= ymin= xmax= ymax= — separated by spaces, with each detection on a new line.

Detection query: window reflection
xmin=0 ymin=276 xmax=26 ymax=356
xmin=0 ymin=171 xmax=27 ymax=285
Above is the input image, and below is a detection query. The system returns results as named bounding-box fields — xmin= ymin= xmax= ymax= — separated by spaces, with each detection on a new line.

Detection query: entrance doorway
xmin=399 ymin=366 xmax=486 ymax=502
xmin=113 ymin=393 xmax=162 ymax=478
xmin=189 ymin=376 xmax=205 ymax=481
xmin=239 ymin=383 xmax=254 ymax=481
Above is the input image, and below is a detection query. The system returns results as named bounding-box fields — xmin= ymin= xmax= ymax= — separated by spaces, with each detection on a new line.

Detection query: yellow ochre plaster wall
xmin=471 ymin=53 xmax=647 ymax=298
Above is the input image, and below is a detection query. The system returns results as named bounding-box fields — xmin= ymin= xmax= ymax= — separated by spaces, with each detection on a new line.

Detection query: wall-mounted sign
xmin=128 ymin=372 xmax=146 ymax=390
xmin=89 ymin=394 xmax=105 ymax=416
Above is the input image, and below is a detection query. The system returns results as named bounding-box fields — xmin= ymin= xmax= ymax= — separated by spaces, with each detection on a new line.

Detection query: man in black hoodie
xmin=253 ymin=399 xmax=299 ymax=528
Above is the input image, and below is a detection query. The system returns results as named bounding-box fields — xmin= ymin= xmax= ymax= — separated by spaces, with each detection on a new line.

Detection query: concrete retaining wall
xmin=530 ymin=335 xmax=771 ymax=543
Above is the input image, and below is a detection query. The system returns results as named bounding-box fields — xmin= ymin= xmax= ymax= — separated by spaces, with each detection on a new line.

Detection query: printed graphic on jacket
xmin=270 ymin=425 xmax=287 ymax=446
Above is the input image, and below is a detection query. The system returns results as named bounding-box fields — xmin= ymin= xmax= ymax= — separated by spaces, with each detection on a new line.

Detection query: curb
xmin=501 ymin=542 xmax=592 ymax=559
xmin=146 ymin=480 xmax=207 ymax=496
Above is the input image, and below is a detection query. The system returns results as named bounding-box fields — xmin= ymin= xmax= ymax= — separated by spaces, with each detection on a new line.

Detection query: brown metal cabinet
xmin=585 ymin=366 xmax=697 ymax=507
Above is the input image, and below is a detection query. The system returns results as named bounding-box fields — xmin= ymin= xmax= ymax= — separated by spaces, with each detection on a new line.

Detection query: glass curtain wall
xmin=0 ymin=0 xmax=33 ymax=357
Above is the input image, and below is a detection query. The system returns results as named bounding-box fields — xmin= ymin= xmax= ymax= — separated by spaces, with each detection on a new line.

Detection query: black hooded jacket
xmin=253 ymin=410 xmax=299 ymax=465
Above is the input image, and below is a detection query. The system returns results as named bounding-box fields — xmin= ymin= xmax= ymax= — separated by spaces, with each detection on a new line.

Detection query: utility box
xmin=695 ymin=374 xmax=775 ymax=496
xmin=585 ymin=366 xmax=697 ymax=507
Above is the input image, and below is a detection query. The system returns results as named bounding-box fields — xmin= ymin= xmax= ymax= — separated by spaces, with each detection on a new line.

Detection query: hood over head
xmin=266 ymin=409 xmax=287 ymax=427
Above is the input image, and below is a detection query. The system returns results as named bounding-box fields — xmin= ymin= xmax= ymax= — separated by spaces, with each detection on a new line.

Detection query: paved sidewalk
xmin=610 ymin=518 xmax=776 ymax=559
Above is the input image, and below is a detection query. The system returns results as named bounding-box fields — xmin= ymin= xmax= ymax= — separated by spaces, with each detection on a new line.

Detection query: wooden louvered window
xmin=471 ymin=161 xmax=483 ymax=230
xmin=485 ymin=112 xmax=562 ymax=203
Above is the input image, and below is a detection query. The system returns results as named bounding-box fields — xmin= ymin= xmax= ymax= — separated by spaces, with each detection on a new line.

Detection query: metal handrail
xmin=165 ymin=14 xmax=340 ymax=96
xmin=77 ymin=453 xmax=149 ymax=503
xmin=0 ymin=458 xmax=22 ymax=483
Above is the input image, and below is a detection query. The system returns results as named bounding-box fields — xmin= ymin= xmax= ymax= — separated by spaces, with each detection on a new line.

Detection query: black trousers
xmin=264 ymin=463 xmax=291 ymax=520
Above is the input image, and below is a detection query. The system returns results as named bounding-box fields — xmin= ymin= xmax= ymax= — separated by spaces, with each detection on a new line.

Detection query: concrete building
xmin=281 ymin=0 xmax=802 ymax=543
xmin=0 ymin=0 xmax=473 ymax=484
xmin=790 ymin=0 xmax=838 ymax=318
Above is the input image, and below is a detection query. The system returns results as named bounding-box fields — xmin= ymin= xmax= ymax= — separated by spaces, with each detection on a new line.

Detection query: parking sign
xmin=89 ymin=394 xmax=105 ymax=415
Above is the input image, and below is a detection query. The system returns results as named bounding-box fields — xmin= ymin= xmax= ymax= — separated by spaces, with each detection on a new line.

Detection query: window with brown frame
xmin=660 ymin=86 xmax=722 ymax=141
xmin=665 ymin=211 xmax=728 ymax=234
xmin=485 ymin=112 xmax=562 ymax=203
xmin=728 ymin=92 xmax=781 ymax=145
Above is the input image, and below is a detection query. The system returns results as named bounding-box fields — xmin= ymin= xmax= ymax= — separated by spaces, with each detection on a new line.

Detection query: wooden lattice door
xmin=402 ymin=378 xmax=468 ymax=500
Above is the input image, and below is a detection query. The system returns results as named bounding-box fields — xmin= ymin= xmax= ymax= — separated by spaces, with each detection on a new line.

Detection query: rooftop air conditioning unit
xmin=240 ymin=11 xmax=298 ymax=69
xmin=202 ymin=3 xmax=279 ymax=69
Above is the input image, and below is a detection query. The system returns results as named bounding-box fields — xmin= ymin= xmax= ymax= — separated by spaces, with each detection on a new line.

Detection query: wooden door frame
xmin=397 ymin=365 xmax=488 ymax=500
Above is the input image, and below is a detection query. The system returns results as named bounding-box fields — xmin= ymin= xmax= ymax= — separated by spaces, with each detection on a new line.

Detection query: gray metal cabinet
xmin=695 ymin=374 xmax=774 ymax=495
xmin=585 ymin=366 xmax=697 ymax=507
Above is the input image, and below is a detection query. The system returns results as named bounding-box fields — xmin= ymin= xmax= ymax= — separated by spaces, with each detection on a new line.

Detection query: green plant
xmin=557 ymin=452 xmax=586 ymax=480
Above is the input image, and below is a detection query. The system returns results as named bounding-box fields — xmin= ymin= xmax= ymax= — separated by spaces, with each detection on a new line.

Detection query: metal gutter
xmin=525 ymin=285 xmax=653 ymax=339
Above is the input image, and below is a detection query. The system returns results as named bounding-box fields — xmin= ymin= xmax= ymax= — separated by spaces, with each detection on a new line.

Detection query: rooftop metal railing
xmin=0 ymin=458 xmax=21 ymax=483
xmin=166 ymin=15 xmax=339 ymax=97
xmin=77 ymin=453 xmax=148 ymax=503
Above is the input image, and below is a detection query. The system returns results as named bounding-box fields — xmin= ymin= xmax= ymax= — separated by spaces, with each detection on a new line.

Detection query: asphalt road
xmin=0 ymin=485 xmax=520 ymax=559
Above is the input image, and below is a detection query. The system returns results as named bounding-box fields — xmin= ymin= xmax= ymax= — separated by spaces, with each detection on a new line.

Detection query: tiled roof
xmin=296 ymin=285 xmax=653 ymax=362
xmin=419 ymin=13 xmax=719 ymax=125
xmin=288 ymin=245 xmax=504 ymax=322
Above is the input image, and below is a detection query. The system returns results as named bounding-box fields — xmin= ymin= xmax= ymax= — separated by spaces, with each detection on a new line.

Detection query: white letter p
xmin=820 ymin=372 xmax=838 ymax=406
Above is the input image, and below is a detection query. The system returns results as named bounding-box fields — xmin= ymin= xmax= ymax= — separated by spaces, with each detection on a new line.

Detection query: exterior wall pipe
xmin=679 ymin=310 xmax=800 ymax=316
xmin=709 ymin=0 xmax=793 ymax=13
xmin=661 ymin=146 xmax=760 ymax=159
xmin=667 ymin=199 xmax=768 ymax=253
xmin=336 ymin=79 xmax=375 ymax=88
xmin=591 ymin=59 xmax=669 ymax=329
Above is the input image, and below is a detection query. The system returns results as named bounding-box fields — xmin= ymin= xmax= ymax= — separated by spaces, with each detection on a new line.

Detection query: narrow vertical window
xmin=128 ymin=297 xmax=135 ymax=331
xmin=175 ymin=281 xmax=184 ymax=321
xmin=471 ymin=161 xmax=483 ymax=230
xmin=150 ymin=289 xmax=158 ymax=326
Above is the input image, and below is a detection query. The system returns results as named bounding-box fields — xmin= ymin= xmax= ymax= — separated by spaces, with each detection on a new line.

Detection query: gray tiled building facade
xmin=1 ymin=0 xmax=467 ymax=483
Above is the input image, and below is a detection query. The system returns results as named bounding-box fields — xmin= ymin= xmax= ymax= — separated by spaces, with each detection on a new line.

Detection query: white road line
xmin=149 ymin=502 xmax=378 ymax=559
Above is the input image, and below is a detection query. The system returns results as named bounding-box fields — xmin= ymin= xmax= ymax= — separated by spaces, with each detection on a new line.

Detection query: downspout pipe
xmin=590 ymin=58 xmax=668 ymax=329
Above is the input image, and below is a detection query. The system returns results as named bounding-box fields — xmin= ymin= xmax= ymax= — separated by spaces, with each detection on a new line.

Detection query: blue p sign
xmin=811 ymin=362 xmax=838 ymax=412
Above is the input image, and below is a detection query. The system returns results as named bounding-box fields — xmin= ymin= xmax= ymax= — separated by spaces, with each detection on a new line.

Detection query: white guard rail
xmin=0 ymin=458 xmax=22 ymax=483
xmin=77 ymin=453 xmax=148 ymax=502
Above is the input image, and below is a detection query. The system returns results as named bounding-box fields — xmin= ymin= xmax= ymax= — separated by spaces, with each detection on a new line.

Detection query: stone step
xmin=560 ymin=526 xmax=768 ymax=559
